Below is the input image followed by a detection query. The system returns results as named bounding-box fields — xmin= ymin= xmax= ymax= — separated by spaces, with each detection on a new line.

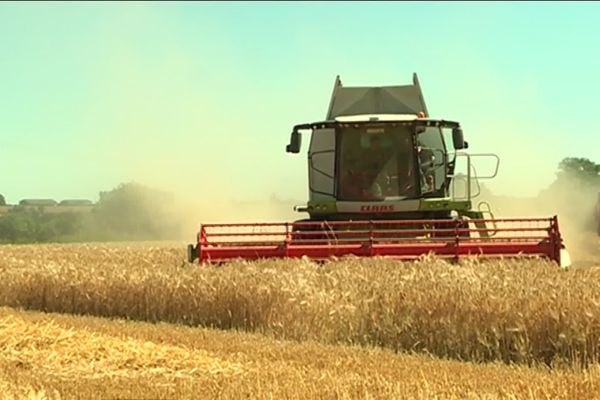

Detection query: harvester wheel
xmin=186 ymin=244 xmax=198 ymax=263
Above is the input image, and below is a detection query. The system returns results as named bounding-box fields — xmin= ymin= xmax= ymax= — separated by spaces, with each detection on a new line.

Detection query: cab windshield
xmin=337 ymin=125 xmax=418 ymax=201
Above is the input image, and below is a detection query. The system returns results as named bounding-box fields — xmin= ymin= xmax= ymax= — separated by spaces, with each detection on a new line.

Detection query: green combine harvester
xmin=188 ymin=74 xmax=570 ymax=267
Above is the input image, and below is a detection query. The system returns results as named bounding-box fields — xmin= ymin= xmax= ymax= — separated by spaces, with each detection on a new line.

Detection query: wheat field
xmin=1 ymin=242 xmax=600 ymax=398
xmin=1 ymin=242 xmax=600 ymax=369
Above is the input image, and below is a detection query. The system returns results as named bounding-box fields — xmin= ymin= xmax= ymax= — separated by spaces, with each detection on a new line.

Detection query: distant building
xmin=59 ymin=199 xmax=94 ymax=206
xmin=19 ymin=199 xmax=58 ymax=206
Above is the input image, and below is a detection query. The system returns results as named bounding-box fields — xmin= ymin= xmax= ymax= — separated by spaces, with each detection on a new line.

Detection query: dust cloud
xmin=109 ymin=168 xmax=302 ymax=243
xmin=477 ymin=177 xmax=600 ymax=266
xmin=167 ymin=194 xmax=301 ymax=241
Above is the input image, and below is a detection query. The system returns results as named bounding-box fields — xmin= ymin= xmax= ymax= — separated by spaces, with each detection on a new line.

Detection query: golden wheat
xmin=1 ymin=243 xmax=600 ymax=367
xmin=1 ymin=307 xmax=600 ymax=400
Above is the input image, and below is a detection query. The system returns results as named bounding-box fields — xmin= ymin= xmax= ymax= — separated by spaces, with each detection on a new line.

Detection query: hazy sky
xmin=1 ymin=2 xmax=599 ymax=204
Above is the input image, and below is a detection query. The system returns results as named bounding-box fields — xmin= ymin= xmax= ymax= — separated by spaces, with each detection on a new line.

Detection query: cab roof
xmin=326 ymin=73 xmax=429 ymax=119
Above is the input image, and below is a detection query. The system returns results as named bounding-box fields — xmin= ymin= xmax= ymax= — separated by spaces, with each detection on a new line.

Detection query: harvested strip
xmin=0 ymin=307 xmax=598 ymax=399
xmin=0 ymin=313 xmax=245 ymax=381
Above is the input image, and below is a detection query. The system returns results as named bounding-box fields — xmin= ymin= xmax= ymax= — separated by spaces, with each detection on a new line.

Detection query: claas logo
xmin=360 ymin=205 xmax=395 ymax=212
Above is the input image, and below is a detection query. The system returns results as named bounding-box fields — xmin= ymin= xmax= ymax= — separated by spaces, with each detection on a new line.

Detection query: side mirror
xmin=452 ymin=127 xmax=466 ymax=150
xmin=286 ymin=130 xmax=302 ymax=153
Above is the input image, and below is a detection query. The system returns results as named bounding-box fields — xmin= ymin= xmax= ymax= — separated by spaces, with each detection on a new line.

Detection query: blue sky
xmin=1 ymin=1 xmax=599 ymax=204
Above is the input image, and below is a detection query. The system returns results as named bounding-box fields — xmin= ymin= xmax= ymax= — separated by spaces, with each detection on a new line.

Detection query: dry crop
xmin=1 ymin=243 xmax=600 ymax=367
xmin=1 ymin=306 xmax=600 ymax=400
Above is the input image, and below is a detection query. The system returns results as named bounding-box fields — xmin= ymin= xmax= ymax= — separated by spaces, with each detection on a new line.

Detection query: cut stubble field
xmin=0 ymin=241 xmax=600 ymax=399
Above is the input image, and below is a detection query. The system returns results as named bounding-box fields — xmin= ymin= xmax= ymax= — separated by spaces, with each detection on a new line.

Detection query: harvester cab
xmin=286 ymin=73 xmax=493 ymax=225
xmin=187 ymin=74 xmax=570 ymax=268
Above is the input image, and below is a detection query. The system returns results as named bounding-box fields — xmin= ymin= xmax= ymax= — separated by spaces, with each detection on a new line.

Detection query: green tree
xmin=0 ymin=207 xmax=83 ymax=243
xmin=556 ymin=157 xmax=600 ymax=183
xmin=0 ymin=194 xmax=5 ymax=206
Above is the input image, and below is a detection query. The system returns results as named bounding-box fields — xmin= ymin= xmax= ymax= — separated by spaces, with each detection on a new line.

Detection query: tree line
xmin=0 ymin=183 xmax=181 ymax=243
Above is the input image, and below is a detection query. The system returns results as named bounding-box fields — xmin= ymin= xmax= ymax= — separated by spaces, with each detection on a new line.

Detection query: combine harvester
xmin=187 ymin=74 xmax=570 ymax=268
